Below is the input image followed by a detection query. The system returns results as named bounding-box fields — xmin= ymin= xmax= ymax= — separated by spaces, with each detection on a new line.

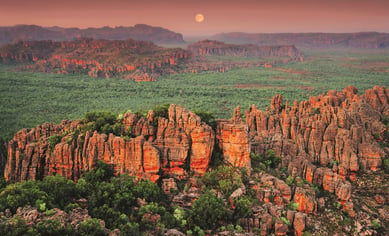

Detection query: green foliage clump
xmin=48 ymin=135 xmax=62 ymax=150
xmin=0 ymin=217 xmax=35 ymax=236
xmin=200 ymin=165 xmax=242 ymax=196
xmin=250 ymin=149 xmax=282 ymax=172
xmin=287 ymin=202 xmax=299 ymax=211
xmin=152 ymin=104 xmax=170 ymax=119
xmin=193 ymin=109 xmax=217 ymax=130
xmin=82 ymin=160 xmax=115 ymax=184
xmin=371 ymin=220 xmax=382 ymax=230
xmin=134 ymin=179 xmax=164 ymax=203
xmin=77 ymin=218 xmax=106 ymax=236
xmin=281 ymin=216 xmax=290 ymax=225
xmin=84 ymin=111 xmax=117 ymax=134
xmin=138 ymin=202 xmax=173 ymax=231
xmin=190 ymin=191 xmax=228 ymax=229
xmin=233 ymin=196 xmax=253 ymax=219
xmin=34 ymin=219 xmax=75 ymax=235
xmin=38 ymin=175 xmax=78 ymax=209
xmin=0 ymin=180 xmax=48 ymax=213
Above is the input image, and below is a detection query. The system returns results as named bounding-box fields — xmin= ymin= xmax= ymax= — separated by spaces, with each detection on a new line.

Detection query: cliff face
xmin=5 ymin=105 xmax=214 ymax=182
xmin=187 ymin=40 xmax=302 ymax=58
xmin=3 ymin=87 xmax=389 ymax=235
xmin=0 ymin=38 xmax=306 ymax=80
xmin=4 ymin=87 xmax=388 ymax=197
xmin=216 ymin=107 xmax=251 ymax=171
xmin=244 ymin=86 xmax=388 ymax=205
xmin=0 ymin=24 xmax=184 ymax=45
xmin=212 ymin=32 xmax=389 ymax=48
xmin=0 ymin=38 xmax=190 ymax=81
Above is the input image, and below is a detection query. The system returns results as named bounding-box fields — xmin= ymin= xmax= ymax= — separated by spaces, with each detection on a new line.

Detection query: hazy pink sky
xmin=0 ymin=0 xmax=388 ymax=36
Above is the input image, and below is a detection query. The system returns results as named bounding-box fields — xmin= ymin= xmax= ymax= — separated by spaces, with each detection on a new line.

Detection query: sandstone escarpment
xmin=245 ymin=86 xmax=389 ymax=204
xmin=5 ymin=105 xmax=214 ymax=182
xmin=0 ymin=38 xmax=303 ymax=81
xmin=212 ymin=32 xmax=389 ymax=48
xmin=0 ymin=39 xmax=190 ymax=81
xmin=4 ymin=87 xmax=389 ymax=217
xmin=216 ymin=107 xmax=251 ymax=171
xmin=0 ymin=24 xmax=185 ymax=45
xmin=187 ymin=40 xmax=303 ymax=59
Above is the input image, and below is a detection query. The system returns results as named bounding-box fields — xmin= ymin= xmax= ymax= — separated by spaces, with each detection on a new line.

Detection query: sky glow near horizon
xmin=0 ymin=0 xmax=388 ymax=36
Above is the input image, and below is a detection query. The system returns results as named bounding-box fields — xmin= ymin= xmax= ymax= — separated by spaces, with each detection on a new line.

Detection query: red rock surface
xmin=0 ymin=38 xmax=304 ymax=81
xmin=5 ymin=105 xmax=214 ymax=182
xmin=4 ymin=86 xmax=389 ymax=206
xmin=187 ymin=40 xmax=303 ymax=59
xmin=246 ymin=86 xmax=389 ymax=203
xmin=0 ymin=39 xmax=190 ymax=81
xmin=216 ymin=107 xmax=251 ymax=171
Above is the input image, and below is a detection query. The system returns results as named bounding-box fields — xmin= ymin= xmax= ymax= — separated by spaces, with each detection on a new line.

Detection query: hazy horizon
xmin=0 ymin=0 xmax=388 ymax=36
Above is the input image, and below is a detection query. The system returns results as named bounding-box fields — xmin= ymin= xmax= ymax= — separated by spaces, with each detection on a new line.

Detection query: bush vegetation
xmin=1 ymin=48 xmax=389 ymax=141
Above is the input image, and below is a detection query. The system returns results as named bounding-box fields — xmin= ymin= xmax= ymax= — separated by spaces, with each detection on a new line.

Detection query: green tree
xmin=193 ymin=109 xmax=217 ymax=130
xmin=233 ymin=196 xmax=253 ymax=219
xmin=138 ymin=202 xmax=173 ymax=233
xmin=134 ymin=179 xmax=164 ymax=202
xmin=0 ymin=181 xmax=47 ymax=213
xmin=0 ymin=217 xmax=38 ymax=236
xmin=82 ymin=161 xmax=115 ymax=184
xmin=34 ymin=219 xmax=75 ymax=235
xmin=48 ymin=135 xmax=62 ymax=150
xmin=190 ymin=191 xmax=228 ymax=229
xmin=77 ymin=218 xmax=106 ymax=236
xmin=38 ymin=175 xmax=78 ymax=209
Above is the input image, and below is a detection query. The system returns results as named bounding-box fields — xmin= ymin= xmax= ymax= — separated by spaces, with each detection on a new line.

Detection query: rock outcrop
xmin=0 ymin=38 xmax=304 ymax=81
xmin=4 ymin=87 xmax=389 ymax=221
xmin=212 ymin=32 xmax=389 ymax=48
xmin=5 ymin=105 xmax=214 ymax=182
xmin=246 ymin=86 xmax=389 ymax=206
xmin=0 ymin=24 xmax=184 ymax=45
xmin=247 ymin=86 xmax=387 ymax=169
xmin=187 ymin=40 xmax=303 ymax=59
xmin=0 ymin=38 xmax=190 ymax=81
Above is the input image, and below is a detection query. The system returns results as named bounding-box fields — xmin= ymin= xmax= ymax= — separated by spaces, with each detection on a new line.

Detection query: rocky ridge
xmin=0 ymin=38 xmax=189 ymax=81
xmin=187 ymin=40 xmax=302 ymax=59
xmin=212 ymin=32 xmax=389 ymax=48
xmin=0 ymin=39 xmax=304 ymax=80
xmin=0 ymin=24 xmax=184 ymax=45
xmin=5 ymin=105 xmax=215 ymax=183
xmin=3 ymin=86 xmax=389 ymax=235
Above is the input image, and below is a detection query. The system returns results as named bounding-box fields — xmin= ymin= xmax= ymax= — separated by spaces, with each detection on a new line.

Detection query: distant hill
xmin=0 ymin=39 xmax=303 ymax=80
xmin=0 ymin=38 xmax=189 ymax=81
xmin=187 ymin=40 xmax=302 ymax=58
xmin=211 ymin=32 xmax=389 ymax=48
xmin=0 ymin=24 xmax=185 ymax=45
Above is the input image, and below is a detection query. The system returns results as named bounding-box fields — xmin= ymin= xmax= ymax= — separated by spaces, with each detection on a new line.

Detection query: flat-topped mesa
xmin=187 ymin=40 xmax=303 ymax=59
xmin=5 ymin=104 xmax=215 ymax=182
xmin=245 ymin=86 xmax=389 ymax=203
xmin=0 ymin=24 xmax=185 ymax=45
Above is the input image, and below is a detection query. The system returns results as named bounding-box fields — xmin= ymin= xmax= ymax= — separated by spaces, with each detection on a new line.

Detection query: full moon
xmin=195 ymin=13 xmax=205 ymax=23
